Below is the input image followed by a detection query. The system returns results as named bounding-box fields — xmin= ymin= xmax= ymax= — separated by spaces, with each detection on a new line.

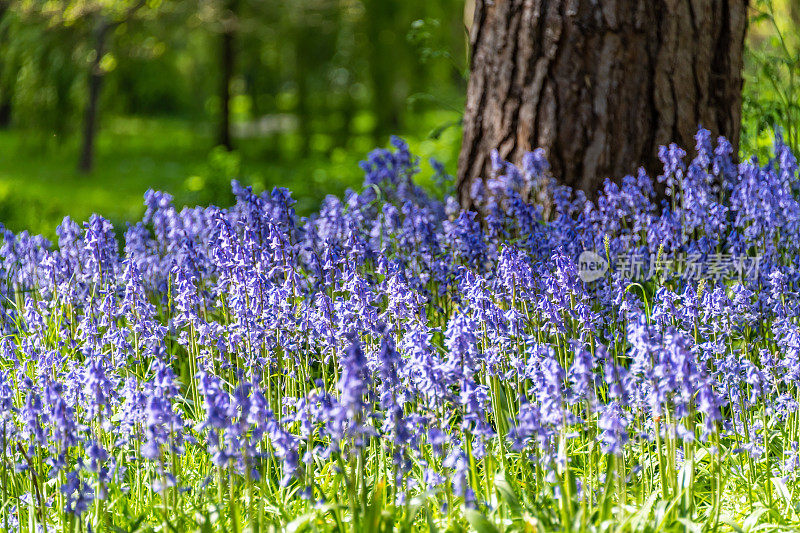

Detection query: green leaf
xmin=742 ymin=506 xmax=770 ymax=532
xmin=199 ymin=509 xmax=214 ymax=533
xmin=676 ymin=458 xmax=693 ymax=494
xmin=751 ymin=12 xmax=772 ymax=24
xmin=465 ymin=509 xmax=501 ymax=533
xmin=718 ymin=517 xmax=745 ymax=533
xmin=772 ymin=476 xmax=794 ymax=515
xmin=676 ymin=518 xmax=703 ymax=533
xmin=286 ymin=513 xmax=314 ymax=533
xmin=495 ymin=470 xmax=522 ymax=515
xmin=630 ymin=492 xmax=658 ymax=532
xmin=404 ymin=495 xmax=427 ymax=527
xmin=428 ymin=119 xmax=462 ymax=140
xmin=364 ymin=479 xmax=385 ymax=531
xmin=425 ymin=505 xmax=439 ymax=533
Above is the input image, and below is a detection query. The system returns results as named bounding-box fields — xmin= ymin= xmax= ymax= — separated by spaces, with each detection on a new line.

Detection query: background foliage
xmin=0 ymin=0 xmax=795 ymax=236
xmin=0 ymin=0 xmax=466 ymax=237
xmin=742 ymin=0 xmax=800 ymax=160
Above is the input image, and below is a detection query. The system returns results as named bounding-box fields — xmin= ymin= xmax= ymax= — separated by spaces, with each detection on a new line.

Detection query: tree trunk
xmin=218 ymin=0 xmax=237 ymax=151
xmin=363 ymin=0 xmax=401 ymax=141
xmin=0 ymin=101 xmax=11 ymax=129
xmin=79 ymin=21 xmax=110 ymax=173
xmin=457 ymin=0 xmax=748 ymax=207
xmin=295 ymin=24 xmax=312 ymax=157
xmin=0 ymin=1 xmax=11 ymax=129
xmin=791 ymin=1 xmax=800 ymax=27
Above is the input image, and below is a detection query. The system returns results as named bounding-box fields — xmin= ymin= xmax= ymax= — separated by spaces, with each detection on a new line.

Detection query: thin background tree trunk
xmin=77 ymin=1 xmax=145 ymax=172
xmin=218 ymin=0 xmax=237 ymax=151
xmin=364 ymin=0 xmax=401 ymax=141
xmin=457 ymin=0 xmax=748 ymax=207
xmin=79 ymin=21 xmax=110 ymax=173
xmin=0 ymin=1 xmax=11 ymax=129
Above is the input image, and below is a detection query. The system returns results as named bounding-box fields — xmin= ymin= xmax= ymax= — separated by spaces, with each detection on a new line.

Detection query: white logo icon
xmin=578 ymin=251 xmax=608 ymax=282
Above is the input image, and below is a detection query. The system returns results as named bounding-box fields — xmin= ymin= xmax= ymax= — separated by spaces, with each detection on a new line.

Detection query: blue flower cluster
xmin=2 ymin=131 xmax=800 ymax=529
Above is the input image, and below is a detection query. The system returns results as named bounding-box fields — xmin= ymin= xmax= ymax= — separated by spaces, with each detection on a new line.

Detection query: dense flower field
xmin=2 ymin=130 xmax=800 ymax=531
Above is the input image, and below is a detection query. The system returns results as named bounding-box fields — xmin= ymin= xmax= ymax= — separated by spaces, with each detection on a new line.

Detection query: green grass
xmin=0 ymin=112 xmax=462 ymax=239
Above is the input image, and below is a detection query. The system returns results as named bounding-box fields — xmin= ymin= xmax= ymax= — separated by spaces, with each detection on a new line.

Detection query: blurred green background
xmin=0 ymin=0 xmax=797 ymax=239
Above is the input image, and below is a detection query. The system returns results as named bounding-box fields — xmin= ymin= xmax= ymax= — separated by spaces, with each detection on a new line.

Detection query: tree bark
xmin=457 ymin=0 xmax=748 ymax=207
xmin=79 ymin=21 xmax=111 ymax=173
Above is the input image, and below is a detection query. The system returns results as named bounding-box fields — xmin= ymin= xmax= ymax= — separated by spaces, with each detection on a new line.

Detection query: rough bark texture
xmin=457 ymin=0 xmax=748 ymax=207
